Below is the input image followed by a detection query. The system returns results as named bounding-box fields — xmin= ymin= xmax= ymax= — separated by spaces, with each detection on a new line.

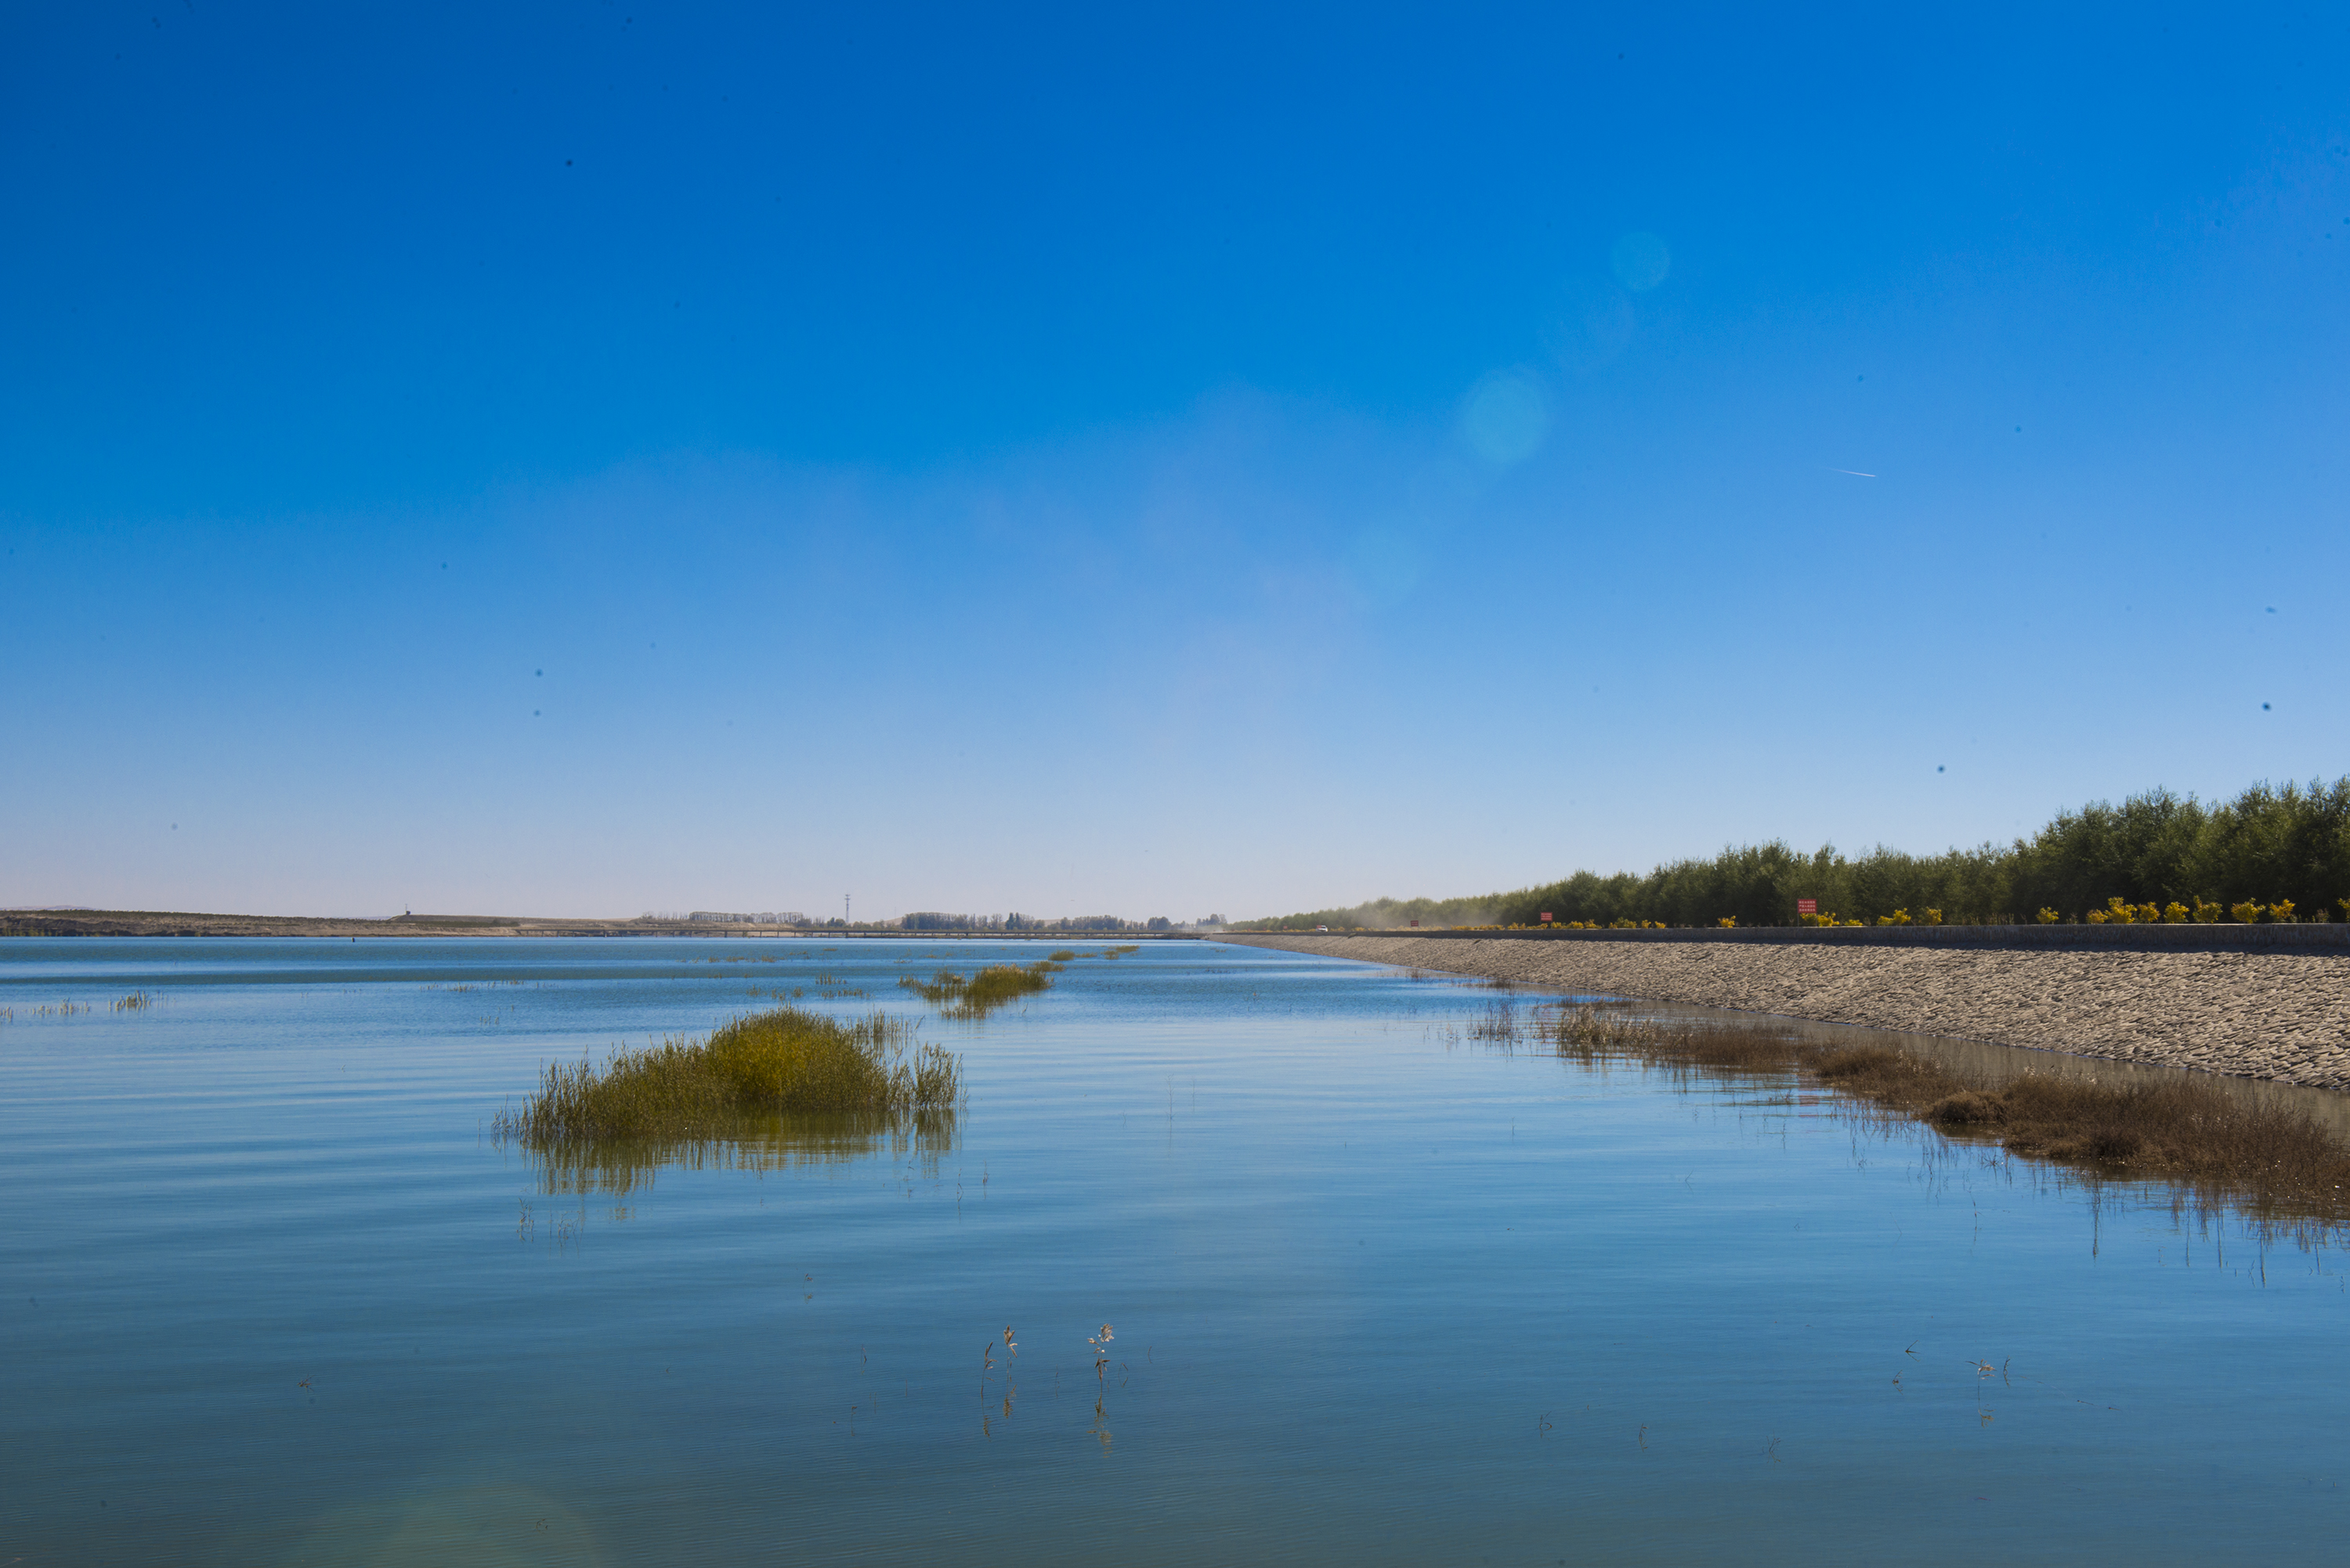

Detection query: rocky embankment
xmin=1224 ymin=932 xmax=2350 ymax=1090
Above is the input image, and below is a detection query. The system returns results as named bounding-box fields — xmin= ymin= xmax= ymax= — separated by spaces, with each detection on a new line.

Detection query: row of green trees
xmin=1246 ymin=778 xmax=2350 ymax=930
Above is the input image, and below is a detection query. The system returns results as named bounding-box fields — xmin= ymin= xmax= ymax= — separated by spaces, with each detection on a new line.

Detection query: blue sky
xmin=4 ymin=2 xmax=2346 ymax=919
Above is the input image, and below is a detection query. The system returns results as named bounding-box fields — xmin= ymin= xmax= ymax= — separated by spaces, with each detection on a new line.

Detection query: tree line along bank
xmin=1246 ymin=778 xmax=2350 ymax=932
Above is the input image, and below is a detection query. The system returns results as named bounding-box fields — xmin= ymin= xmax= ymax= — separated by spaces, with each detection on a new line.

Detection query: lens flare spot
xmin=1541 ymin=276 xmax=1636 ymax=372
xmin=1459 ymin=370 xmax=1549 ymax=465
xmin=1610 ymin=231 xmax=1672 ymax=291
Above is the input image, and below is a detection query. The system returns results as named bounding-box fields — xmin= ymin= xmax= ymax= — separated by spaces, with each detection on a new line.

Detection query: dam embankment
xmin=1221 ymin=929 xmax=2350 ymax=1089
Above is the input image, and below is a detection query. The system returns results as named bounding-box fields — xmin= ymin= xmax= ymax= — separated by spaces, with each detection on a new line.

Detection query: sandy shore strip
xmin=1224 ymin=932 xmax=2350 ymax=1090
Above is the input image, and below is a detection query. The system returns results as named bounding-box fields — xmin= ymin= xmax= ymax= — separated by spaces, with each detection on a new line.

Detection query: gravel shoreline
xmin=1224 ymin=933 xmax=2350 ymax=1091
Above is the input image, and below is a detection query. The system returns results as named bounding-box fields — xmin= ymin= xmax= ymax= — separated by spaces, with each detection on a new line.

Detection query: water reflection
xmin=512 ymin=1106 xmax=959 ymax=1197
xmin=1438 ymin=989 xmax=2350 ymax=1244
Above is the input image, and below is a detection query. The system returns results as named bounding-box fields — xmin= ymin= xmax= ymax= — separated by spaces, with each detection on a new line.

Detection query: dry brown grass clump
xmin=1537 ymin=1006 xmax=2350 ymax=1222
xmin=1813 ymin=1044 xmax=1967 ymax=1106
xmin=495 ymin=1006 xmax=958 ymax=1145
xmin=1929 ymin=1071 xmax=2346 ymax=1188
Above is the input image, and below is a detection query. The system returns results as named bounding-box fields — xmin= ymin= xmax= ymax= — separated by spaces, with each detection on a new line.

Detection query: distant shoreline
xmin=1226 ymin=931 xmax=2350 ymax=1092
xmin=0 ymin=911 xmax=1209 ymax=941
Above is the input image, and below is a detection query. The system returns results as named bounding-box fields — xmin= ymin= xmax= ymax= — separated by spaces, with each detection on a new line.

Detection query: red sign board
xmin=1538 ymin=912 xmax=1553 ymax=923
xmin=1796 ymin=899 xmax=1817 ymax=916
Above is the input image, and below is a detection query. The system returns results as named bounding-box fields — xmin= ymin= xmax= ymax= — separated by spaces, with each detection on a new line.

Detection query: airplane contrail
xmin=1827 ymin=468 xmax=1878 ymax=478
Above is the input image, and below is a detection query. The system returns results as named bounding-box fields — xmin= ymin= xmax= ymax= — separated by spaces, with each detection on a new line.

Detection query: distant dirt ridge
xmin=1223 ymin=931 xmax=2350 ymax=1091
xmin=0 ymin=911 xmax=1204 ymax=940
xmin=0 ymin=910 xmax=683 ymax=938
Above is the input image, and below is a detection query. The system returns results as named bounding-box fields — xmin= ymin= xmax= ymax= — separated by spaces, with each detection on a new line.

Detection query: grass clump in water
xmin=496 ymin=1006 xmax=958 ymax=1144
xmin=1810 ymin=1042 xmax=2350 ymax=1190
xmin=1537 ymin=1006 xmax=2350 ymax=1224
xmin=899 ymin=960 xmax=1058 ymax=1019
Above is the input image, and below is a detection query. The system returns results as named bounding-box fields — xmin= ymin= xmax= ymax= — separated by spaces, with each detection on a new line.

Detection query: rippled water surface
xmin=5 ymin=938 xmax=2347 ymax=1564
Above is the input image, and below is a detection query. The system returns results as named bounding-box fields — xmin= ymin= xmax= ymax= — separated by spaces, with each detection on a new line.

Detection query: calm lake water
xmin=5 ymin=938 xmax=2347 ymax=1564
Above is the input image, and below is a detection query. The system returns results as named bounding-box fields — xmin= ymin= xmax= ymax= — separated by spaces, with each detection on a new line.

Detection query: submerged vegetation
xmin=1248 ymin=775 xmax=2350 ymax=929
xmin=495 ymin=1006 xmax=960 ymax=1147
xmin=899 ymin=959 xmax=1059 ymax=1019
xmin=1479 ymin=1000 xmax=2350 ymax=1227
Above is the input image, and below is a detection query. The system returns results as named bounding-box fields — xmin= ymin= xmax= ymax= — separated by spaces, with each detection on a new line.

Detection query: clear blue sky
xmin=4 ymin=3 xmax=2345 ymax=919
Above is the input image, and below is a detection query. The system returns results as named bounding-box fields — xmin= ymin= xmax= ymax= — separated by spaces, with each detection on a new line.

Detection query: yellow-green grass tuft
xmin=495 ymin=1006 xmax=958 ymax=1145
